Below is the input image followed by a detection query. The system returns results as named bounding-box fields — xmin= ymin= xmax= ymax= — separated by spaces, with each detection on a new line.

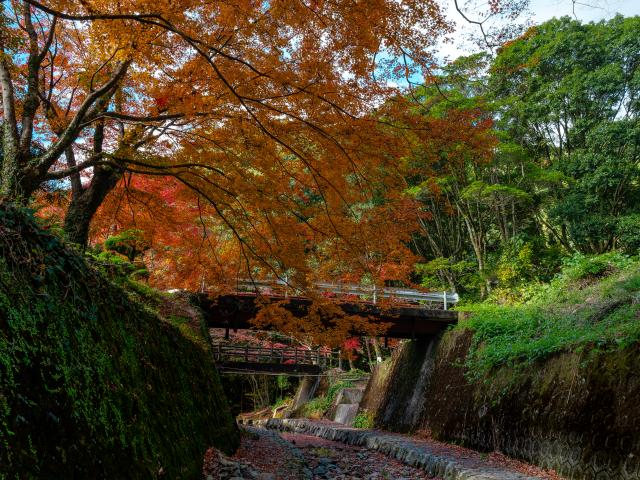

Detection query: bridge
xmin=212 ymin=342 xmax=340 ymax=375
xmin=203 ymin=280 xmax=459 ymax=339
xmin=202 ymin=280 xmax=459 ymax=374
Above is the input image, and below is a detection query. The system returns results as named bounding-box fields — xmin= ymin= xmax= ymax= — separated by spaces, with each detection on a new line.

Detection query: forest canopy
xmin=0 ymin=0 xmax=469 ymax=289
xmin=411 ymin=15 xmax=640 ymax=301
xmin=1 ymin=1 xmax=638 ymax=307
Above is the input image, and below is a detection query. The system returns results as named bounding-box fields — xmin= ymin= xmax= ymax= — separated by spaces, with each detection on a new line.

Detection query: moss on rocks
xmin=422 ymin=328 xmax=640 ymax=478
xmin=0 ymin=203 xmax=239 ymax=479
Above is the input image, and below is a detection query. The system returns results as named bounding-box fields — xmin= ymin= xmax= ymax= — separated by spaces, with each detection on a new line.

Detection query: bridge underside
xmin=215 ymin=361 xmax=322 ymax=375
xmin=204 ymin=294 xmax=459 ymax=339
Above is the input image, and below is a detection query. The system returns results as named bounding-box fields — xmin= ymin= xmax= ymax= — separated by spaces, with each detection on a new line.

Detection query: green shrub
xmin=460 ymin=253 xmax=640 ymax=379
xmin=104 ymin=229 xmax=150 ymax=261
xmin=353 ymin=410 xmax=375 ymax=429
xmin=300 ymin=380 xmax=354 ymax=418
xmin=559 ymin=252 xmax=632 ymax=283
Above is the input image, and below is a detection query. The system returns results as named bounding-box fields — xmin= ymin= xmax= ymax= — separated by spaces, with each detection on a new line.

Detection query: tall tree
xmin=0 ymin=0 xmax=453 ymax=246
xmin=491 ymin=15 xmax=640 ymax=253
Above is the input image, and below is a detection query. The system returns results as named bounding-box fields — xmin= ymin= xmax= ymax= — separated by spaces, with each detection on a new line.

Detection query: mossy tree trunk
xmin=63 ymin=165 xmax=123 ymax=246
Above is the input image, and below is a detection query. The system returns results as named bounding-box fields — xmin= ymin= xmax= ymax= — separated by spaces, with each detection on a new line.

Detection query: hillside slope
xmin=0 ymin=203 xmax=238 ymax=478
xmin=361 ymin=254 xmax=640 ymax=478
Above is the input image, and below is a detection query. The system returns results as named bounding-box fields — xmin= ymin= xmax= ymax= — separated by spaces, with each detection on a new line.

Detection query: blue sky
xmin=439 ymin=0 xmax=640 ymax=58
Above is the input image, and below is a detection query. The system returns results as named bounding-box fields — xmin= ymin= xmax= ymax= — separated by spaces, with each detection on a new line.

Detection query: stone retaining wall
xmin=422 ymin=329 xmax=640 ymax=480
xmin=359 ymin=336 xmax=440 ymax=431
xmin=359 ymin=329 xmax=640 ymax=479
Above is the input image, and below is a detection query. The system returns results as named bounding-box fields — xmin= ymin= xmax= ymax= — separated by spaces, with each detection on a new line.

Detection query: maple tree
xmin=1 ymin=0 xmax=451 ymax=242
xmin=1 ymin=0 xmax=508 ymax=344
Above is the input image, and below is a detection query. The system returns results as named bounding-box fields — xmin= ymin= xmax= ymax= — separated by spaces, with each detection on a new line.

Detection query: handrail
xmin=211 ymin=342 xmax=339 ymax=367
xmin=233 ymin=279 xmax=459 ymax=310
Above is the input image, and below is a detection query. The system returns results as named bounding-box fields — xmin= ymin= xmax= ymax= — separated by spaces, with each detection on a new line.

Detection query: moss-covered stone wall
xmin=0 ymin=204 xmax=239 ymax=479
xmin=361 ymin=328 xmax=640 ymax=478
xmin=423 ymin=328 xmax=640 ymax=479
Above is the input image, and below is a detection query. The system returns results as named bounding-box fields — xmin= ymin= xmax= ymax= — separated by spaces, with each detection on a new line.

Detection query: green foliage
xmin=104 ymin=229 xmax=150 ymax=262
xmin=300 ymin=380 xmax=354 ymax=418
xmin=0 ymin=205 xmax=238 ymax=478
xmin=271 ymin=396 xmax=292 ymax=410
xmin=417 ymin=258 xmax=481 ymax=293
xmin=616 ymin=214 xmax=640 ymax=254
xmin=558 ymin=251 xmax=633 ymax=282
xmin=352 ymin=409 xmax=375 ymax=429
xmin=410 ymin=16 xmax=640 ymax=300
xmin=87 ymin=249 xmax=137 ymax=278
xmin=276 ymin=375 xmax=290 ymax=390
xmin=460 ymin=253 xmax=640 ymax=379
xmin=492 ymin=16 xmax=640 ymax=254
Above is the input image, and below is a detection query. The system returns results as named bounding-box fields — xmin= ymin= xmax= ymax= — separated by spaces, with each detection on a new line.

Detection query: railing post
xmin=443 ymin=291 xmax=447 ymax=310
xmin=244 ymin=345 xmax=249 ymax=362
xmin=294 ymin=348 xmax=298 ymax=364
xmin=338 ymin=350 xmax=343 ymax=370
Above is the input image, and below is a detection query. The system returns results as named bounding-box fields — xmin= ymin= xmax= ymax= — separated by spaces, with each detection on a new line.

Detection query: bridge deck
xmin=205 ymin=293 xmax=459 ymax=339
xmin=212 ymin=343 xmax=337 ymax=375
xmin=215 ymin=362 xmax=322 ymax=375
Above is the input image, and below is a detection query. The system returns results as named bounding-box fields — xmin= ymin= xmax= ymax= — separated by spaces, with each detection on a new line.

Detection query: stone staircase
xmin=331 ymin=386 xmax=365 ymax=426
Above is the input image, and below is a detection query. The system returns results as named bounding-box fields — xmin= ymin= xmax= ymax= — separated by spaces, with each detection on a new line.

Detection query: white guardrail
xmin=234 ymin=279 xmax=459 ymax=310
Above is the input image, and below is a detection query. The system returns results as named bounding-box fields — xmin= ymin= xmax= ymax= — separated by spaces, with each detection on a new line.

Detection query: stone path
xmin=264 ymin=418 xmax=560 ymax=480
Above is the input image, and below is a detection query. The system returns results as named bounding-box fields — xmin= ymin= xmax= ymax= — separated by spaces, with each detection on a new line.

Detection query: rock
xmin=314 ymin=464 xmax=328 ymax=476
xmin=202 ymin=447 xmax=268 ymax=480
xmin=256 ymin=474 xmax=276 ymax=480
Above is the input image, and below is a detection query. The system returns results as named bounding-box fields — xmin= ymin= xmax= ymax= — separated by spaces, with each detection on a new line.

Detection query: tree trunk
xmin=63 ymin=165 xmax=122 ymax=246
xmin=0 ymin=127 xmax=19 ymax=197
xmin=364 ymin=337 xmax=373 ymax=371
xmin=372 ymin=337 xmax=383 ymax=363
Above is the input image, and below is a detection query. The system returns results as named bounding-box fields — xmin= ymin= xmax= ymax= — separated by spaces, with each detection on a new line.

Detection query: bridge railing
xmin=234 ymin=279 xmax=459 ymax=310
xmin=212 ymin=342 xmax=339 ymax=368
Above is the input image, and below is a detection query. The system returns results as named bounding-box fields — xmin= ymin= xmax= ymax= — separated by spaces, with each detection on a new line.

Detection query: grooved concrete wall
xmin=359 ymin=336 xmax=440 ymax=432
xmin=360 ymin=330 xmax=640 ymax=479
xmin=423 ymin=329 xmax=640 ymax=480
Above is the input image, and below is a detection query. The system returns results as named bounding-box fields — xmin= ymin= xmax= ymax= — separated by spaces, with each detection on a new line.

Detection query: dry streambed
xmin=217 ymin=426 xmax=440 ymax=480
xmin=264 ymin=419 xmax=560 ymax=480
xmin=205 ymin=421 xmax=560 ymax=480
xmin=281 ymin=431 xmax=440 ymax=480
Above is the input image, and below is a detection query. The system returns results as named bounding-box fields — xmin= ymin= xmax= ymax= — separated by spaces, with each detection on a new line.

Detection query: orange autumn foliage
xmin=15 ymin=0 xmax=501 ymax=344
